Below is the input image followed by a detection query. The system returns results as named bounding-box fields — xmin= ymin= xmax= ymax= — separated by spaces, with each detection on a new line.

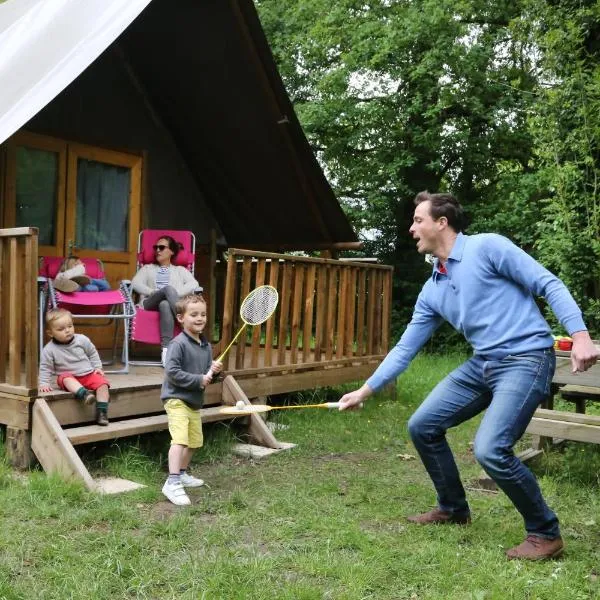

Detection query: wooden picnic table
xmin=552 ymin=352 xmax=600 ymax=389
xmin=524 ymin=352 xmax=600 ymax=449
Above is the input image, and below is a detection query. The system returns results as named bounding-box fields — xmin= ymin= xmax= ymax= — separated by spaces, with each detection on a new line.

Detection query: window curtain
xmin=75 ymin=158 xmax=130 ymax=251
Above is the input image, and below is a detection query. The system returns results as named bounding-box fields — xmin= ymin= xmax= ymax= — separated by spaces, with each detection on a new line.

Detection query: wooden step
xmin=560 ymin=384 xmax=600 ymax=399
xmin=64 ymin=406 xmax=230 ymax=445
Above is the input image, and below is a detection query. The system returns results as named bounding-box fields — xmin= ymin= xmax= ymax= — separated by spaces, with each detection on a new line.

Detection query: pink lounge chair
xmin=128 ymin=229 xmax=199 ymax=365
xmin=38 ymin=257 xmax=135 ymax=373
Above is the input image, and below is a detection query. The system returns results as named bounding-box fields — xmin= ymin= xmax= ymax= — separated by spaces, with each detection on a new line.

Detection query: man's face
xmin=409 ymin=201 xmax=444 ymax=255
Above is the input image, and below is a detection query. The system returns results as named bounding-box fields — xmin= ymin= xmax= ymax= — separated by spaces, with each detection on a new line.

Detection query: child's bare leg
xmin=180 ymin=447 xmax=195 ymax=471
xmin=168 ymin=444 xmax=186 ymax=474
xmin=61 ymin=377 xmax=84 ymax=394
xmin=62 ymin=377 xmax=94 ymax=403
xmin=95 ymin=384 xmax=109 ymax=403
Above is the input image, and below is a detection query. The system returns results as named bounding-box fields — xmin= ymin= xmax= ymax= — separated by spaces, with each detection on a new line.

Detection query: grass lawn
xmin=1 ymin=352 xmax=599 ymax=599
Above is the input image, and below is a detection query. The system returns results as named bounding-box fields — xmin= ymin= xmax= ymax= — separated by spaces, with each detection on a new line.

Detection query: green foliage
xmin=256 ymin=0 xmax=600 ymax=339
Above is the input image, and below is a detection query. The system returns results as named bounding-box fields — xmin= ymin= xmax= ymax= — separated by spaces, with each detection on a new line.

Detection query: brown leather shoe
xmin=407 ymin=508 xmax=471 ymax=525
xmin=506 ymin=535 xmax=564 ymax=560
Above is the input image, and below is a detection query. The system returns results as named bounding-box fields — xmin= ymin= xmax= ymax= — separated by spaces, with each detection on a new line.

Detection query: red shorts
xmin=57 ymin=371 xmax=110 ymax=391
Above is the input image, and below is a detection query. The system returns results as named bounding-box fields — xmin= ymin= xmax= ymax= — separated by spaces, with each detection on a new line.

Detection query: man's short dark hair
xmin=414 ymin=191 xmax=466 ymax=233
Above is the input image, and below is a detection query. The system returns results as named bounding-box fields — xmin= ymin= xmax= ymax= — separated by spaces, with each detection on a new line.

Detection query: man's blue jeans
xmin=407 ymin=348 xmax=559 ymax=538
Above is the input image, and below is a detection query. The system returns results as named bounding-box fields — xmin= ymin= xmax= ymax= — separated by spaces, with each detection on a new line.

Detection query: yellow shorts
xmin=164 ymin=399 xmax=203 ymax=448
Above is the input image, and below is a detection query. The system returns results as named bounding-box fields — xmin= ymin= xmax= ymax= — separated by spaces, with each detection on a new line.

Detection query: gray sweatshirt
xmin=39 ymin=334 xmax=103 ymax=387
xmin=160 ymin=331 xmax=213 ymax=409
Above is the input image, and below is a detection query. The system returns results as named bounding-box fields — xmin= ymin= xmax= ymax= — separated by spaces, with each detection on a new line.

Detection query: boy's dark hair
xmin=155 ymin=235 xmax=184 ymax=261
xmin=414 ymin=191 xmax=466 ymax=233
xmin=176 ymin=294 xmax=206 ymax=316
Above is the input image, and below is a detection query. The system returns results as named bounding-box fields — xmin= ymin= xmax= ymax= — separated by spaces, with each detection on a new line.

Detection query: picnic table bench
xmin=525 ymin=353 xmax=600 ymax=448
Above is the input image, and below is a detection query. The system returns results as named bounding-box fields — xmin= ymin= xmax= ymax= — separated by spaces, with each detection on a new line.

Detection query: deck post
xmin=6 ymin=426 xmax=34 ymax=469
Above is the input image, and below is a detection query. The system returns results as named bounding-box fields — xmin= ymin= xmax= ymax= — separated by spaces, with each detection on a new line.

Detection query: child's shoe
xmin=162 ymin=479 xmax=191 ymax=506
xmin=84 ymin=391 xmax=96 ymax=405
xmin=180 ymin=472 xmax=204 ymax=487
xmin=96 ymin=411 xmax=109 ymax=426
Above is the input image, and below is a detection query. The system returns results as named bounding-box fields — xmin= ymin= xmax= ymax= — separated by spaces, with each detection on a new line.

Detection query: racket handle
xmin=325 ymin=402 xmax=341 ymax=409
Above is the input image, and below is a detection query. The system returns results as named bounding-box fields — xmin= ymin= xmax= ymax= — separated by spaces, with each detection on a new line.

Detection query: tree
xmin=512 ymin=0 xmax=600 ymax=332
xmin=257 ymin=0 xmax=537 ymax=334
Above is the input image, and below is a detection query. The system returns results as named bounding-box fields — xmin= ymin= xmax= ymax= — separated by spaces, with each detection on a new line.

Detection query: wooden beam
xmin=264 ymin=259 xmax=279 ymax=367
xmin=6 ymin=426 xmax=33 ymax=469
xmin=0 ymin=227 xmax=38 ymax=237
xmin=227 ymin=354 xmax=383 ymax=378
xmin=235 ymin=363 xmax=378 ymax=399
xmin=222 ymin=375 xmax=284 ymax=449
xmin=302 ymin=263 xmax=316 ymax=363
xmin=228 ymin=248 xmax=392 ymax=270
xmin=237 ymin=242 xmax=365 ymax=251
xmin=532 ymin=408 xmax=600 ymax=426
xmin=0 ymin=383 xmax=37 ymax=397
xmin=0 ymin=393 xmax=31 ymax=428
xmin=64 ymin=406 xmax=229 ymax=446
xmin=8 ymin=237 xmax=21 ymax=384
xmin=526 ymin=417 xmax=600 ymax=444
xmin=31 ymin=398 xmax=96 ymax=491
xmin=24 ymin=233 xmax=38 ymax=389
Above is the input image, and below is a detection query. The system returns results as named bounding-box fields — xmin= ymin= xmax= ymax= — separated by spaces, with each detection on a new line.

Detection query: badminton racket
xmin=209 ymin=284 xmax=279 ymax=377
xmin=220 ymin=402 xmax=342 ymax=416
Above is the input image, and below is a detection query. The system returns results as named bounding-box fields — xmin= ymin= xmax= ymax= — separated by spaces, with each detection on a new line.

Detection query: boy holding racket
xmin=161 ymin=294 xmax=223 ymax=506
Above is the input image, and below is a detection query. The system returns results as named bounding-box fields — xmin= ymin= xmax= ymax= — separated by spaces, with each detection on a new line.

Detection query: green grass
xmin=1 ymin=352 xmax=599 ymax=599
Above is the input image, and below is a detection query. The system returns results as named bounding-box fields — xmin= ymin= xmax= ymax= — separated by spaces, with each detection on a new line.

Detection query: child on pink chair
xmin=53 ymin=256 xmax=111 ymax=293
xmin=38 ymin=308 xmax=111 ymax=426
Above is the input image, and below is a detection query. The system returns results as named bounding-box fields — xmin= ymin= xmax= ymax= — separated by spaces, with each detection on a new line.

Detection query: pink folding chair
xmin=128 ymin=229 xmax=199 ymax=365
xmin=38 ymin=257 xmax=135 ymax=373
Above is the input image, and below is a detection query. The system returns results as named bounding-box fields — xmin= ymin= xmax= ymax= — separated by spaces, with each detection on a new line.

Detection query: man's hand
xmin=201 ymin=373 xmax=213 ymax=388
xmin=211 ymin=360 xmax=223 ymax=374
xmin=570 ymin=331 xmax=600 ymax=373
xmin=339 ymin=383 xmax=373 ymax=411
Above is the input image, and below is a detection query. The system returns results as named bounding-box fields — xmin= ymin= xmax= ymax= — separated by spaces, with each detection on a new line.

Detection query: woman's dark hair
xmin=414 ymin=191 xmax=466 ymax=233
xmin=156 ymin=235 xmax=183 ymax=261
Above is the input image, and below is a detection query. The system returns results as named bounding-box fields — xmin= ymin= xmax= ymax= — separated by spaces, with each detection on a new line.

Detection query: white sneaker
xmin=180 ymin=472 xmax=205 ymax=488
xmin=161 ymin=347 xmax=168 ymax=367
xmin=162 ymin=479 xmax=191 ymax=506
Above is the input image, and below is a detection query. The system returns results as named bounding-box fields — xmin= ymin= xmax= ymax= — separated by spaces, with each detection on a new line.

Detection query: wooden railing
xmin=218 ymin=249 xmax=393 ymax=371
xmin=0 ymin=228 xmax=39 ymax=394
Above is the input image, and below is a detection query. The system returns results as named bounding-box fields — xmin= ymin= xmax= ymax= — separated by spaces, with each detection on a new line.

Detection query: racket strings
xmin=240 ymin=286 xmax=278 ymax=325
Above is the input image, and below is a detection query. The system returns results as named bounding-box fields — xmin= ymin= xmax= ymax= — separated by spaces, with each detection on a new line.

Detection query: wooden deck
xmin=0 ymin=228 xmax=392 ymax=486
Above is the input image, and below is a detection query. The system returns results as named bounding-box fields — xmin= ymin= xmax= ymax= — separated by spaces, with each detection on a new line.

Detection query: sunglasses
xmin=153 ymin=244 xmax=168 ymax=252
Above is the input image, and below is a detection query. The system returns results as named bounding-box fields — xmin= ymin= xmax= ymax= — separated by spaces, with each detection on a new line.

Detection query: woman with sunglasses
xmin=132 ymin=236 xmax=201 ymax=365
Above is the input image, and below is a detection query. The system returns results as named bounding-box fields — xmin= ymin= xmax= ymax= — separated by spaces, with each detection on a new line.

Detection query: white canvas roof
xmin=0 ymin=0 xmax=152 ymax=145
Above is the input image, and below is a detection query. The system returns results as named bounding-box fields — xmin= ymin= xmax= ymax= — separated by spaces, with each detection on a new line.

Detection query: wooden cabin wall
xmin=23 ymin=46 xmax=219 ymax=241
xmin=1 ymin=46 xmax=223 ymax=349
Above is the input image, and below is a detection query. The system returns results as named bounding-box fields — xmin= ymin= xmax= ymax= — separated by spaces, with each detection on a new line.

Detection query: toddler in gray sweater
xmin=39 ymin=308 xmax=111 ymax=426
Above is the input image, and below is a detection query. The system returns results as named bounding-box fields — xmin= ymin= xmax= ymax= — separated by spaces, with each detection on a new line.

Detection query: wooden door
xmin=3 ymin=131 xmax=142 ymax=349
xmin=65 ymin=142 xmax=141 ymax=287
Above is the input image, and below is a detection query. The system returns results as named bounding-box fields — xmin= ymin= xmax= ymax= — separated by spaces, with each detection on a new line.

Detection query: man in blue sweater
xmin=340 ymin=191 xmax=599 ymax=560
